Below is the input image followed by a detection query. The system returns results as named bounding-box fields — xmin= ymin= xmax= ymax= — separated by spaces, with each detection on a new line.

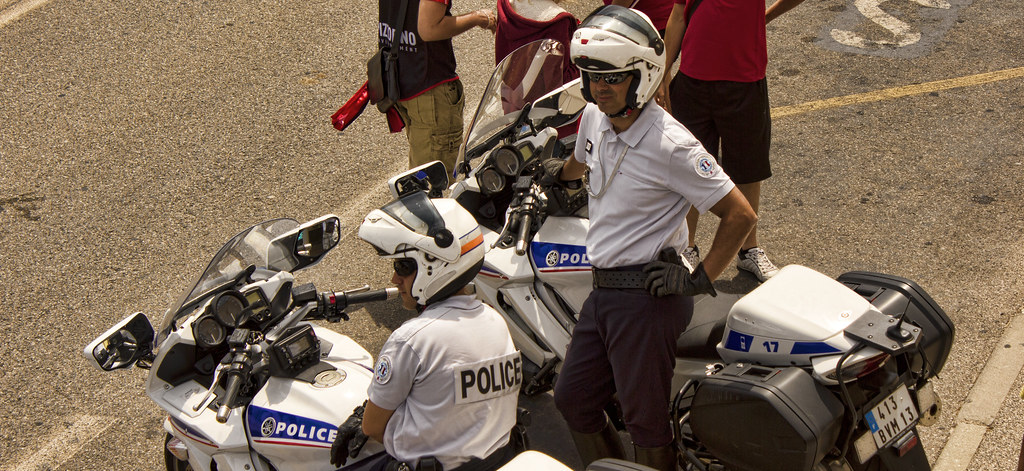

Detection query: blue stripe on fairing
xmin=531 ymin=241 xmax=590 ymax=268
xmin=723 ymin=330 xmax=754 ymax=352
xmin=790 ymin=342 xmax=842 ymax=354
xmin=724 ymin=330 xmax=843 ymax=355
xmin=247 ymin=405 xmax=338 ymax=445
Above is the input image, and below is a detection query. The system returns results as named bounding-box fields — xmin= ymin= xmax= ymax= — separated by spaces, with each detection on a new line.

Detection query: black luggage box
xmin=837 ymin=271 xmax=955 ymax=378
xmin=690 ymin=364 xmax=844 ymax=471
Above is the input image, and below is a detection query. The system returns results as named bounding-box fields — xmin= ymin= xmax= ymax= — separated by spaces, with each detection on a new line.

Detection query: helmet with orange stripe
xmin=358 ymin=192 xmax=485 ymax=306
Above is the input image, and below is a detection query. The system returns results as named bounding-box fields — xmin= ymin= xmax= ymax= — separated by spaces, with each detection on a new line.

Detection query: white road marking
xmin=0 ymin=0 xmax=55 ymax=28
xmin=830 ymin=0 xmax=950 ymax=49
xmin=6 ymin=414 xmax=114 ymax=471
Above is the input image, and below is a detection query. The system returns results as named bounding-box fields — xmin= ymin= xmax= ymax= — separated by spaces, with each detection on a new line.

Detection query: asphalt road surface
xmin=0 ymin=0 xmax=1022 ymax=469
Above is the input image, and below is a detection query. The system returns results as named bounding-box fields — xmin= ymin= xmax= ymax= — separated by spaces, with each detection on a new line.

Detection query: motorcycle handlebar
xmin=316 ymin=287 xmax=399 ymax=322
xmin=216 ymin=371 xmax=243 ymax=423
xmin=344 ymin=287 xmax=399 ymax=305
xmin=515 ymin=212 xmax=532 ymax=255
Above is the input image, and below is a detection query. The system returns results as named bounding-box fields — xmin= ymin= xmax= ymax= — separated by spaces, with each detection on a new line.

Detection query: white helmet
xmin=570 ymin=5 xmax=665 ymax=113
xmin=358 ymin=192 xmax=485 ymax=306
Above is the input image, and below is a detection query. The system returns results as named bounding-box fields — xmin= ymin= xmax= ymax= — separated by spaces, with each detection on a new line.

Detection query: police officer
xmin=330 ymin=192 xmax=522 ymax=471
xmin=546 ymin=6 xmax=757 ymax=471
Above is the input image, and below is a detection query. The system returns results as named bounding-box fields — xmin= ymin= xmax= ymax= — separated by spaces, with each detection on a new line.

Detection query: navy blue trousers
xmin=553 ymin=287 xmax=693 ymax=447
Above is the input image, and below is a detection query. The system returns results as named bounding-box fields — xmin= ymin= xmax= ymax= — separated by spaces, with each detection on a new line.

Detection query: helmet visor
xmin=381 ymin=191 xmax=447 ymax=239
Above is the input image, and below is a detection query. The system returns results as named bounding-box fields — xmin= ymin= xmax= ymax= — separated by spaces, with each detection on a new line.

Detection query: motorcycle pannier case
xmin=837 ymin=271 xmax=954 ymax=377
xmin=690 ymin=364 xmax=844 ymax=471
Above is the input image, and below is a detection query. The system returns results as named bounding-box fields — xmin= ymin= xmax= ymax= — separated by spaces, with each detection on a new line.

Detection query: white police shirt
xmin=573 ymin=103 xmax=735 ymax=269
xmin=369 ymin=295 xmax=521 ymax=470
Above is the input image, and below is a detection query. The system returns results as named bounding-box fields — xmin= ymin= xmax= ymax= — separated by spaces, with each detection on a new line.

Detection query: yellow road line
xmin=773 ymin=66 xmax=1024 ymax=118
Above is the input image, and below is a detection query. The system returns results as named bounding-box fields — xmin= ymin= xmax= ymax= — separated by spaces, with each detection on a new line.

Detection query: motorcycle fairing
xmin=247 ymin=406 xmax=336 ymax=448
xmin=248 ymin=326 xmax=383 ymax=471
xmin=477 ymin=234 xmax=535 ymax=283
xmin=169 ymin=416 xmax=219 ymax=449
xmin=530 ymin=241 xmax=589 ymax=272
xmin=718 ymin=265 xmax=881 ymax=365
xmin=529 ymin=216 xmax=592 ymax=315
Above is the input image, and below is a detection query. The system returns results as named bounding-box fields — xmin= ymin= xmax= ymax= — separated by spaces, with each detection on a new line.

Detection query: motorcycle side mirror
xmin=388 ymin=160 xmax=450 ymax=199
xmin=267 ymin=215 xmax=341 ymax=272
xmin=528 ymin=78 xmax=586 ymax=131
xmin=83 ymin=312 xmax=155 ymax=371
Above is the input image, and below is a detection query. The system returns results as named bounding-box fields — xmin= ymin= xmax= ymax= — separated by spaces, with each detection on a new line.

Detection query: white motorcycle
xmin=390 ymin=39 xmax=956 ymax=470
xmin=84 ymin=215 xmax=399 ymax=471
xmin=80 ymin=210 xmax=616 ymax=471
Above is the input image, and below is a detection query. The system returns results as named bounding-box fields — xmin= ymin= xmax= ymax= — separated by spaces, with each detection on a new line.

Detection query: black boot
xmin=634 ymin=443 xmax=677 ymax=471
xmin=568 ymin=420 xmax=626 ymax=468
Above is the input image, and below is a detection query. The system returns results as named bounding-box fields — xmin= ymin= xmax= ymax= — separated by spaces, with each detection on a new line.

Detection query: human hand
xmin=480 ymin=9 xmax=497 ymax=32
xmin=538 ymin=158 xmax=565 ymax=187
xmin=655 ymin=79 xmax=671 ymax=113
xmin=330 ymin=402 xmax=368 ymax=467
xmin=643 ymin=261 xmax=717 ymax=297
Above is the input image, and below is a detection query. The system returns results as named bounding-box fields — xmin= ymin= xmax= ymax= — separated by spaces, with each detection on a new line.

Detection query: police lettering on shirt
xmin=454 ymin=352 xmax=522 ymax=404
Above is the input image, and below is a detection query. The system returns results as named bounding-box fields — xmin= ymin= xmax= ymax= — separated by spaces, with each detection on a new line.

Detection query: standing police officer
xmin=547 ymin=6 xmax=757 ymax=470
xmin=331 ymin=193 xmax=522 ymax=471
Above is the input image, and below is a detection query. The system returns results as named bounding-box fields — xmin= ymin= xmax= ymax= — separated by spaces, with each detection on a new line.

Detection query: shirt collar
xmin=424 ymin=294 xmax=481 ymax=315
xmin=596 ymin=105 xmax=659 ymax=148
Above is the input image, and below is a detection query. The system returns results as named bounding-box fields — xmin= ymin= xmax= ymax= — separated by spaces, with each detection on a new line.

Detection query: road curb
xmin=933 ymin=311 xmax=1024 ymax=471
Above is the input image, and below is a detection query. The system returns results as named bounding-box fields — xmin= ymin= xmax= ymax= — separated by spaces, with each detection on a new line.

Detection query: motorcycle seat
xmin=675 ymin=292 xmax=742 ymax=359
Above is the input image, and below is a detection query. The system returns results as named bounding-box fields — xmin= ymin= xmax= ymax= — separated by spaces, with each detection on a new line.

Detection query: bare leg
xmin=736 ymin=181 xmax=761 ymax=250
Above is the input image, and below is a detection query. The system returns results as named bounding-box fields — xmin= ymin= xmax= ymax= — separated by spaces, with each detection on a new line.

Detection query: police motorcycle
xmin=84 ymin=215 xmax=398 ymax=471
xmin=392 ymin=37 xmax=956 ymax=470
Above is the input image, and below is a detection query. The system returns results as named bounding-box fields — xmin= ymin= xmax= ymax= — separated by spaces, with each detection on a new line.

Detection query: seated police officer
xmin=331 ymin=192 xmax=522 ymax=471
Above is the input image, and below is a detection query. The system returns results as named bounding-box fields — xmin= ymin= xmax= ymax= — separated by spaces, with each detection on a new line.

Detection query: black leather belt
xmin=592 ymin=265 xmax=647 ymax=289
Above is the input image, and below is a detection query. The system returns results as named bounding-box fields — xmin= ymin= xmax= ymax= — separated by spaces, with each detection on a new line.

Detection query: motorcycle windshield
xmin=460 ymin=38 xmax=575 ymax=165
xmin=156 ymin=219 xmax=301 ymax=342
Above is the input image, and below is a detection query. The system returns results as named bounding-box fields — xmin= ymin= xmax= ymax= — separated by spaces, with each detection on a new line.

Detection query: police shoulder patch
xmin=374 ymin=355 xmax=393 ymax=385
xmin=695 ymin=154 xmax=717 ymax=178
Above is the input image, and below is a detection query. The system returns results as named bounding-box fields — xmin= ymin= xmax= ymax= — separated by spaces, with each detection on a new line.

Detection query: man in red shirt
xmin=658 ymin=0 xmax=805 ymax=282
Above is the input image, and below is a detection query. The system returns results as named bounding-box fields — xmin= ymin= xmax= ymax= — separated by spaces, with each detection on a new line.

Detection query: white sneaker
xmin=737 ymin=247 xmax=780 ymax=282
xmin=681 ymin=246 xmax=700 ymax=272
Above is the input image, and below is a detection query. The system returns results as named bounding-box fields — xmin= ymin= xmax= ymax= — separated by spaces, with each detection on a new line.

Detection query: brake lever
xmin=193 ymin=363 xmax=229 ymax=412
xmin=492 ymin=211 xmax=520 ymax=250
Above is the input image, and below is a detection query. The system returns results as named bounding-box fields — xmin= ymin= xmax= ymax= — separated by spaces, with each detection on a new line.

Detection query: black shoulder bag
xmin=367 ymin=0 xmax=408 ymax=113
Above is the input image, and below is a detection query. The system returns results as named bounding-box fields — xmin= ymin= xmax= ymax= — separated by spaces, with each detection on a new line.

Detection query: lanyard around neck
xmin=586 ymin=133 xmax=629 ymax=198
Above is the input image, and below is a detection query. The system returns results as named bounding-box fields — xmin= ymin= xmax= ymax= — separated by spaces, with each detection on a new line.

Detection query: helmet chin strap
xmin=606 ymin=105 xmax=636 ymax=118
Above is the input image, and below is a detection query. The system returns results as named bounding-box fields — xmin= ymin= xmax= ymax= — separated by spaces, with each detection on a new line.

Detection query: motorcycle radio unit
xmin=268 ymin=324 xmax=322 ymax=377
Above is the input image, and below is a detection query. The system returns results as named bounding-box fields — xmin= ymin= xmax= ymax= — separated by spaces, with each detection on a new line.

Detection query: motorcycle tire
xmin=163 ymin=433 xmax=193 ymax=471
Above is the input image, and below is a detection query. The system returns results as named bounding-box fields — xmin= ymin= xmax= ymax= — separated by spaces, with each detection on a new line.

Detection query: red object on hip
xmin=332 ymin=82 xmax=370 ymax=132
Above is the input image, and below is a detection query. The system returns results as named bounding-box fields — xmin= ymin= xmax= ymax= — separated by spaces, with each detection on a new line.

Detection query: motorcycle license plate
xmin=864 ymin=384 xmax=919 ymax=448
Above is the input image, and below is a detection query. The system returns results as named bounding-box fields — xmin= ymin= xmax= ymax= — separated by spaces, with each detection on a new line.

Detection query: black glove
xmin=330 ymin=402 xmax=368 ymax=467
xmin=643 ymin=261 xmax=718 ymax=297
xmin=538 ymin=158 xmax=566 ymax=187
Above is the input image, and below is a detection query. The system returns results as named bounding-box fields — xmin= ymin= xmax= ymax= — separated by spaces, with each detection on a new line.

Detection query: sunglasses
xmin=393 ymin=258 xmax=417 ymax=277
xmin=586 ymin=71 xmax=631 ymax=85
